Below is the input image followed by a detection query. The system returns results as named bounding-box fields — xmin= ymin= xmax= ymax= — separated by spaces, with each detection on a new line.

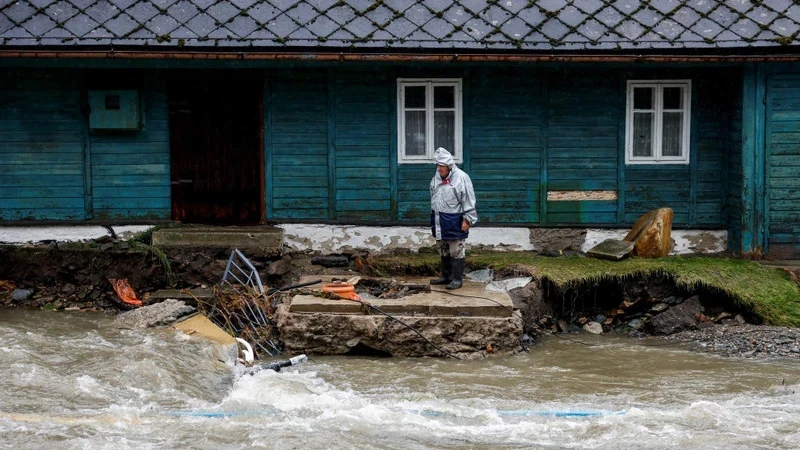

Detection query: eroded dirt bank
xmin=1 ymin=245 xmax=797 ymax=359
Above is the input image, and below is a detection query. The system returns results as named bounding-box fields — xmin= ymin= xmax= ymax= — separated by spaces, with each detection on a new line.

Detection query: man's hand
xmin=462 ymin=219 xmax=470 ymax=231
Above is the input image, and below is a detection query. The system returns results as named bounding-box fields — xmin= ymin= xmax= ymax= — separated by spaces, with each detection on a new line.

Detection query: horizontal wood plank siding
xmin=334 ymin=70 xmax=391 ymax=221
xmin=268 ymin=70 xmax=329 ymax=219
xmin=766 ymin=73 xmax=800 ymax=258
xmin=548 ymin=73 xmax=618 ymax=224
xmin=467 ymin=68 xmax=541 ymax=223
xmin=624 ymin=76 xmax=729 ymax=227
xmin=90 ymin=78 xmax=170 ymax=219
xmin=727 ymin=81 xmax=744 ymax=254
xmin=0 ymin=70 xmax=86 ymax=221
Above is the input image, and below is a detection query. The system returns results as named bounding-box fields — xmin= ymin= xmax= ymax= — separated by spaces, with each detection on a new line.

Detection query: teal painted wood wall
xmin=766 ymin=72 xmax=800 ymax=258
xmin=547 ymin=70 xmax=617 ymax=225
xmin=0 ymin=69 xmax=170 ymax=221
xmin=3 ymin=65 xmax=738 ymax=231
xmin=727 ymin=79 xmax=744 ymax=255
xmin=89 ymin=77 xmax=170 ymax=220
xmin=0 ymin=70 xmax=87 ymax=220
xmin=267 ymin=70 xmax=330 ymax=220
xmin=266 ymin=66 xmax=734 ymax=228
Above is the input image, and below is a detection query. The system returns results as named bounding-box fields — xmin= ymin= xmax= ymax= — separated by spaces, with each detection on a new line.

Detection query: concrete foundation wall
xmin=0 ymin=224 xmax=727 ymax=256
xmin=279 ymin=224 xmax=727 ymax=256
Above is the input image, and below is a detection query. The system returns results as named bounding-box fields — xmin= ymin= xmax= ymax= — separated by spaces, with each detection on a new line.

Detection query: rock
xmin=712 ymin=312 xmax=733 ymax=323
xmin=587 ymin=239 xmax=634 ymax=260
xmin=542 ymin=239 xmax=574 ymax=257
xmin=100 ymin=243 xmax=115 ymax=251
xmin=650 ymin=303 xmax=669 ymax=314
xmin=61 ymin=283 xmax=76 ymax=293
xmin=113 ymin=299 xmax=197 ymax=328
xmin=94 ymin=235 xmax=114 ymax=244
xmin=594 ymin=314 xmax=606 ymax=323
xmin=266 ymin=255 xmax=293 ymax=276
xmin=12 ymin=288 xmax=34 ymax=303
xmin=646 ymin=295 xmax=703 ymax=335
xmin=583 ymin=321 xmax=603 ymax=334
xmin=735 ymin=314 xmax=746 ymax=325
xmin=627 ymin=318 xmax=643 ymax=329
xmin=311 ymin=255 xmax=350 ymax=267
xmin=557 ymin=320 xmax=569 ymax=333
xmin=664 ymin=296 xmax=677 ymax=305
xmin=624 ymin=208 xmax=674 ymax=258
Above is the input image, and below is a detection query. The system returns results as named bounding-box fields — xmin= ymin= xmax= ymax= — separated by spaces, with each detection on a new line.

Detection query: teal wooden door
xmin=766 ymin=73 xmax=800 ymax=259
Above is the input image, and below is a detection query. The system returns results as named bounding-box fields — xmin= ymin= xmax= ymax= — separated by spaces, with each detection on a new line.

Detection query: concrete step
xmin=288 ymin=276 xmax=514 ymax=318
xmin=151 ymin=226 xmax=282 ymax=256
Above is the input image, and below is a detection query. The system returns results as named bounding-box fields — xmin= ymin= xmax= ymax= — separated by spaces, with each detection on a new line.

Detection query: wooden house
xmin=0 ymin=0 xmax=798 ymax=258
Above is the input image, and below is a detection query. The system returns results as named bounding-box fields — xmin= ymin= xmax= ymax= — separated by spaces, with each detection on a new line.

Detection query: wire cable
xmin=341 ymin=297 xmax=462 ymax=360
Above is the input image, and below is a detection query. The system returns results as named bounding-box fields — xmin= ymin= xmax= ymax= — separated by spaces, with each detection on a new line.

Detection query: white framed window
xmin=397 ymin=78 xmax=462 ymax=164
xmin=625 ymin=80 xmax=691 ymax=165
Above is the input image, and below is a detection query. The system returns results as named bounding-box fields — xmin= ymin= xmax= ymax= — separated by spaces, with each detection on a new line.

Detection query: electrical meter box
xmin=88 ymin=90 xmax=139 ymax=130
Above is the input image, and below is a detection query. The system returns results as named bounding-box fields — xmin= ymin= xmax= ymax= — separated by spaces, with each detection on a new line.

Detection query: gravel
xmin=663 ymin=324 xmax=800 ymax=359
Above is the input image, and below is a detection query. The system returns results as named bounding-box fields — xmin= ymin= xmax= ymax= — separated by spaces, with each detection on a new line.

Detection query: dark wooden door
xmin=168 ymin=73 xmax=264 ymax=224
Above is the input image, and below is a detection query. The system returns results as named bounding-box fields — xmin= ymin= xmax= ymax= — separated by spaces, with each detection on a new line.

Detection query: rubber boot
xmin=430 ymin=256 xmax=452 ymax=285
xmin=446 ymin=258 xmax=464 ymax=290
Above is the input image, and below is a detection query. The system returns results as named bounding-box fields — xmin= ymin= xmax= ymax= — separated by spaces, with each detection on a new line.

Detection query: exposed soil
xmin=2 ymin=244 xmax=797 ymax=359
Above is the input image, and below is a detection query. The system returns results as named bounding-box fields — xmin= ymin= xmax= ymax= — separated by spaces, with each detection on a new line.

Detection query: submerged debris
xmin=196 ymin=285 xmax=284 ymax=358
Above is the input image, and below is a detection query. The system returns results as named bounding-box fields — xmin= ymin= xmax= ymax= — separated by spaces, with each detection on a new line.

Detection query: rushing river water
xmin=1 ymin=309 xmax=799 ymax=449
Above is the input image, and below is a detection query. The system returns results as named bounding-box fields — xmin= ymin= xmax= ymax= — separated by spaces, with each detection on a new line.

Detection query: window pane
xmin=662 ymin=112 xmax=683 ymax=157
xmin=633 ymin=87 xmax=653 ymax=109
xmin=663 ymin=87 xmax=683 ymax=110
xmin=434 ymin=86 xmax=454 ymax=108
xmin=404 ymin=111 xmax=426 ymax=156
xmin=405 ymin=86 xmax=425 ymax=108
xmin=434 ymin=111 xmax=455 ymax=157
xmin=633 ymin=112 xmax=653 ymax=157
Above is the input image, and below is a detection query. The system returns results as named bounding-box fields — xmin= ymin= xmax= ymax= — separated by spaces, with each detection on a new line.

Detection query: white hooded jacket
xmin=430 ymin=148 xmax=478 ymax=240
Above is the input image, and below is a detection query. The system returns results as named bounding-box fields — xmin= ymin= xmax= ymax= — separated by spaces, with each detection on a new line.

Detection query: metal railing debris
xmin=222 ymin=249 xmax=265 ymax=294
xmin=200 ymin=249 xmax=282 ymax=357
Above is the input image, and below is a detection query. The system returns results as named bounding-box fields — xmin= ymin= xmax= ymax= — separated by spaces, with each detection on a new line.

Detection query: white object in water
xmin=235 ymin=338 xmax=255 ymax=363
xmin=288 ymin=354 xmax=308 ymax=366
xmin=486 ymin=277 xmax=532 ymax=292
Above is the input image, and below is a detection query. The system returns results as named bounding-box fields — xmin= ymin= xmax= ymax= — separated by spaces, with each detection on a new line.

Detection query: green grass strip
xmin=369 ymin=252 xmax=800 ymax=327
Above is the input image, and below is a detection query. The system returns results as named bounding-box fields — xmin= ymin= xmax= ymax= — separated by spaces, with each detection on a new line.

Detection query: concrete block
xmin=152 ymin=226 xmax=283 ymax=256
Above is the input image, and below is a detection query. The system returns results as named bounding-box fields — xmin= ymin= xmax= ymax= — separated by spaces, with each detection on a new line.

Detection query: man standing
xmin=429 ymin=147 xmax=477 ymax=290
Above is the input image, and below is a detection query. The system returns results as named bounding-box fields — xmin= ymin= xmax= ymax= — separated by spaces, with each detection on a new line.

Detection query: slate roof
xmin=1 ymin=0 xmax=800 ymax=52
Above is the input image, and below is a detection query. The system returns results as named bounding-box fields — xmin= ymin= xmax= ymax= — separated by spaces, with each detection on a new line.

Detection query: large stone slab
xmin=625 ymin=208 xmax=674 ymax=258
xmin=587 ymin=239 xmax=635 ymax=260
xmin=275 ymin=304 xmax=523 ymax=359
xmin=152 ymin=226 xmax=283 ymax=256
xmin=288 ymin=276 xmax=514 ymax=318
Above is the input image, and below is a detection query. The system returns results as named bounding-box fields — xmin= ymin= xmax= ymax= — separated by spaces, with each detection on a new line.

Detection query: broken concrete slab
xmin=587 ymin=239 xmax=635 ymax=260
xmin=172 ymin=314 xmax=238 ymax=366
xmin=288 ymin=276 xmax=513 ymax=318
xmin=172 ymin=314 xmax=235 ymax=346
xmin=151 ymin=226 xmax=283 ymax=256
xmin=275 ymin=304 xmax=522 ymax=358
xmin=113 ymin=299 xmax=196 ymax=328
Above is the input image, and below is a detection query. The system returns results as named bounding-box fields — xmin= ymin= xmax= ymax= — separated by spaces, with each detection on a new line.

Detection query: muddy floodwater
xmin=1 ymin=309 xmax=799 ymax=449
